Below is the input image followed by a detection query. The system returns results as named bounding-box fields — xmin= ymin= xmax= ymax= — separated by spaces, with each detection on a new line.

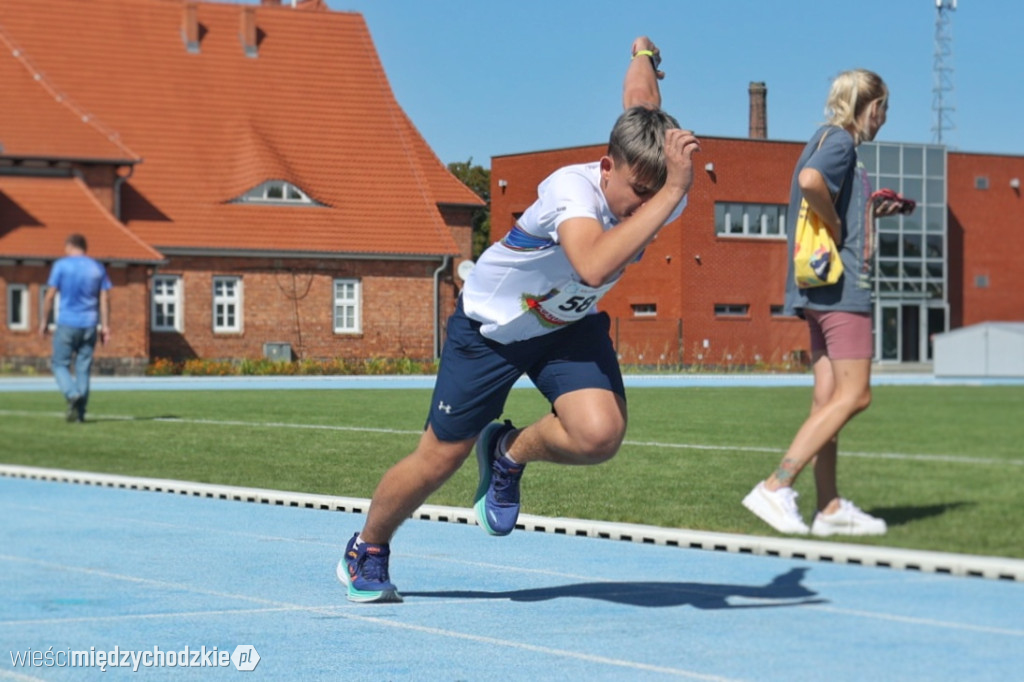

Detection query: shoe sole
xmin=742 ymin=489 xmax=809 ymax=535
xmin=473 ymin=422 xmax=512 ymax=536
xmin=335 ymin=559 xmax=402 ymax=604
xmin=811 ymin=523 xmax=887 ymax=537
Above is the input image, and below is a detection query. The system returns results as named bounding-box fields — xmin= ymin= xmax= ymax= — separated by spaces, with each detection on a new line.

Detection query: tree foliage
xmin=447 ymin=158 xmax=491 ymax=258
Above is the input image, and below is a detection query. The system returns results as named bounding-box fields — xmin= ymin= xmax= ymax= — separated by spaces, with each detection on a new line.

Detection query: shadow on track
xmin=404 ymin=566 xmax=827 ymax=609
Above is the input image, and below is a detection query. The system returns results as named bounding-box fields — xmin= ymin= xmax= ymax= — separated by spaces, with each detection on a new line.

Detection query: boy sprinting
xmin=340 ymin=36 xmax=700 ymax=603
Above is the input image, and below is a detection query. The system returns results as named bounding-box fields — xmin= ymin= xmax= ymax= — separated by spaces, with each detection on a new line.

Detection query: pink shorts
xmin=804 ymin=309 xmax=873 ymax=360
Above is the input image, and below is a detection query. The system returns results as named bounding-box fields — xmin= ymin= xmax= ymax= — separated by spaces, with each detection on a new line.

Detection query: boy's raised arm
xmin=622 ymin=36 xmax=664 ymax=110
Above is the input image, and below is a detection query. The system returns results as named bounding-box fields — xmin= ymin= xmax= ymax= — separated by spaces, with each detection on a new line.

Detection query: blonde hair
xmin=824 ymin=69 xmax=887 ymax=135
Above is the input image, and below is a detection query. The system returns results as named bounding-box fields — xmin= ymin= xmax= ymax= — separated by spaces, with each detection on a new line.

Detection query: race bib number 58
xmin=522 ymin=280 xmax=615 ymax=328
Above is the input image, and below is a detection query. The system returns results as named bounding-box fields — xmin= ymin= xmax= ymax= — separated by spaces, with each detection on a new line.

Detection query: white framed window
xmin=333 ymin=278 xmax=361 ymax=333
xmin=714 ymin=303 xmax=749 ymax=317
xmin=235 ymin=180 xmax=320 ymax=205
xmin=213 ymin=276 xmax=242 ymax=333
xmin=7 ymin=284 xmax=28 ymax=330
xmin=152 ymin=275 xmax=183 ymax=332
xmin=39 ymin=286 xmax=59 ymax=330
xmin=631 ymin=303 xmax=657 ymax=317
xmin=715 ymin=202 xmax=787 ymax=238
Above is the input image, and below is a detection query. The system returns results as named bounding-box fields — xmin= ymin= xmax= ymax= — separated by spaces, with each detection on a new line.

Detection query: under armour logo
xmin=438 ymin=401 xmax=452 ymax=414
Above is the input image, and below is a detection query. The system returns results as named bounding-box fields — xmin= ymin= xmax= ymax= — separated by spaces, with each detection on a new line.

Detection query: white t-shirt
xmin=462 ymin=161 xmax=686 ymax=344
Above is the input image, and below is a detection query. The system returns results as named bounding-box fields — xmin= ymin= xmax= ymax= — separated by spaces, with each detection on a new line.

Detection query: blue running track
xmin=2 ymin=471 xmax=1023 ymax=681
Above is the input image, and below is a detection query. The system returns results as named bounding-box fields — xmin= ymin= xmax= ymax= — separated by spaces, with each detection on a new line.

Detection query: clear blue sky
xmin=305 ymin=1 xmax=1019 ymax=167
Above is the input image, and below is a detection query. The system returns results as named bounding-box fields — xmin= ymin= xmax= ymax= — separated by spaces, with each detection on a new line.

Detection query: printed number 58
xmin=558 ymin=295 xmax=596 ymax=313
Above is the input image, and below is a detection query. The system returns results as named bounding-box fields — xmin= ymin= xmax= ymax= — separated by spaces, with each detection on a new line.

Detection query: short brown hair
xmin=607 ymin=106 xmax=681 ymax=193
xmin=66 ymin=233 xmax=87 ymax=251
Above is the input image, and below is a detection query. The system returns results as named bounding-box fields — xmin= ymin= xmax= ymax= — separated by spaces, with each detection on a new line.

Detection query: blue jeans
xmin=51 ymin=324 xmax=98 ymax=415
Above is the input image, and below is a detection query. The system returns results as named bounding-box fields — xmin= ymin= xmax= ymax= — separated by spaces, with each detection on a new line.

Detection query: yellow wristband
xmin=633 ymin=49 xmax=655 ymax=59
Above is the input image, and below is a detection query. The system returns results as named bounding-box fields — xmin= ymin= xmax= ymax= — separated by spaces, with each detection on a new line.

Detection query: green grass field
xmin=2 ymin=384 xmax=1022 ymax=559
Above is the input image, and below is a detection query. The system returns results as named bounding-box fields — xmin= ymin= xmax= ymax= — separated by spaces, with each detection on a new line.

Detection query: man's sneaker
xmin=65 ymin=395 xmax=81 ymax=423
xmin=811 ymin=499 xmax=887 ymax=536
xmin=336 ymin=533 xmax=402 ymax=603
xmin=473 ymin=420 xmax=523 ymax=536
xmin=742 ymin=481 xmax=810 ymax=534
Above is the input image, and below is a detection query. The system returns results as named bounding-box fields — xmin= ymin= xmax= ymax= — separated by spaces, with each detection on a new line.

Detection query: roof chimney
xmin=240 ymin=7 xmax=258 ymax=58
xmin=748 ymin=81 xmax=767 ymax=140
xmin=181 ymin=3 xmax=200 ymax=54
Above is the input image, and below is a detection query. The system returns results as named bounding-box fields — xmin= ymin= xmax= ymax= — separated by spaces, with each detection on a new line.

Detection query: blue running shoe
xmin=473 ymin=420 xmax=524 ymax=536
xmin=337 ymin=533 xmax=402 ymax=603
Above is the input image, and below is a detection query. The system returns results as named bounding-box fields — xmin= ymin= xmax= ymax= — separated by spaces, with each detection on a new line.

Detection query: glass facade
xmin=858 ymin=142 xmax=949 ymax=362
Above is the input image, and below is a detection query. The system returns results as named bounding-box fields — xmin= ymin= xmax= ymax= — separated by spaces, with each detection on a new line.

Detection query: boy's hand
xmin=663 ymin=128 xmax=701 ymax=196
xmin=631 ymin=36 xmax=664 ymax=80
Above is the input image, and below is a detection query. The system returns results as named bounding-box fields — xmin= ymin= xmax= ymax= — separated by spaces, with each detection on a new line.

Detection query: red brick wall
xmin=440 ymin=204 xmax=477 ymax=324
xmin=105 ymin=265 xmax=151 ymax=362
xmin=491 ymin=137 xmax=810 ymax=366
xmin=74 ymin=164 xmax=117 ymax=212
xmin=492 ymin=139 xmax=1024 ymax=366
xmin=668 ymin=137 xmax=808 ymax=366
xmin=3 ymin=201 xmax=476 ymax=371
xmin=149 ymin=255 xmax=454 ymax=362
xmin=946 ymin=153 xmax=1024 ymax=326
xmin=1 ymin=263 xmax=151 ymax=372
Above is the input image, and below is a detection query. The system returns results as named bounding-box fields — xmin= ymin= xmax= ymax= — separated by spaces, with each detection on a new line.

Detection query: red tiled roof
xmin=0 ymin=33 xmax=140 ymax=163
xmin=0 ymin=176 xmax=163 ymax=263
xmin=400 ymin=107 xmax=487 ymax=208
xmin=0 ymin=0 xmax=483 ymax=257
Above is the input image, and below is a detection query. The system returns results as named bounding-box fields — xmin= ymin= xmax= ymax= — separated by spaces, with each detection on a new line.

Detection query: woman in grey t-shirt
xmin=743 ymin=69 xmax=906 ymax=536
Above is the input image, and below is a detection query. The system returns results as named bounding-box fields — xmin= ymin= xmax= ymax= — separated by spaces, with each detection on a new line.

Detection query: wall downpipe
xmin=432 ymin=255 xmax=451 ymax=359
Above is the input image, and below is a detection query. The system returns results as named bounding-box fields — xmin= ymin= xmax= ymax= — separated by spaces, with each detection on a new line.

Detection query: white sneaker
xmin=811 ymin=499 xmax=887 ymax=536
xmin=742 ymin=482 xmax=809 ymax=534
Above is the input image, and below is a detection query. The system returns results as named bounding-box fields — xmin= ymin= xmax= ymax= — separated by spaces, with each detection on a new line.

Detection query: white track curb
xmin=3 ymin=464 xmax=1022 ymax=582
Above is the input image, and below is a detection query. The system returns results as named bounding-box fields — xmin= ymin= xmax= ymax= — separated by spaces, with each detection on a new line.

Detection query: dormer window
xmin=234 ymin=180 xmax=322 ymax=205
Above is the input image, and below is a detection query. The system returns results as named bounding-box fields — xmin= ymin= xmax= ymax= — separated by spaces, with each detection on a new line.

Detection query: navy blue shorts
xmin=426 ymin=299 xmax=625 ymax=442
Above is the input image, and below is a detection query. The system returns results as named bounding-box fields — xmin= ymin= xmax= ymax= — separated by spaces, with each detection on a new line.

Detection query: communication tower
xmin=932 ymin=0 xmax=956 ymax=146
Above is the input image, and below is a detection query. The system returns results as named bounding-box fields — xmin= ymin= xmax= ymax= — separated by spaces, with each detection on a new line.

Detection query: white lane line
xmin=808 ymin=604 xmax=1024 ymax=637
xmin=4 ymin=502 xmax=1022 ymax=640
xmin=0 ymin=669 xmax=46 ymax=682
xmin=0 ymin=554 xmax=738 ymax=681
xmin=1 ymin=409 xmax=1017 ymax=466
xmin=0 ymin=607 xmax=302 ymax=628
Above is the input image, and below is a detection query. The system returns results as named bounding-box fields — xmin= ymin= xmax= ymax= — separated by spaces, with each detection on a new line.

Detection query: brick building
xmin=3 ymin=3 xmax=1021 ymax=373
xmin=946 ymin=152 xmax=1024 ymax=328
xmin=491 ymin=90 xmax=1024 ymax=367
xmin=0 ymin=0 xmax=482 ymax=373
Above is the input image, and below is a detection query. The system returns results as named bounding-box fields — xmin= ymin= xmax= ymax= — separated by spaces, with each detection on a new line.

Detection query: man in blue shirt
xmin=38 ymin=234 xmax=112 ymax=422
